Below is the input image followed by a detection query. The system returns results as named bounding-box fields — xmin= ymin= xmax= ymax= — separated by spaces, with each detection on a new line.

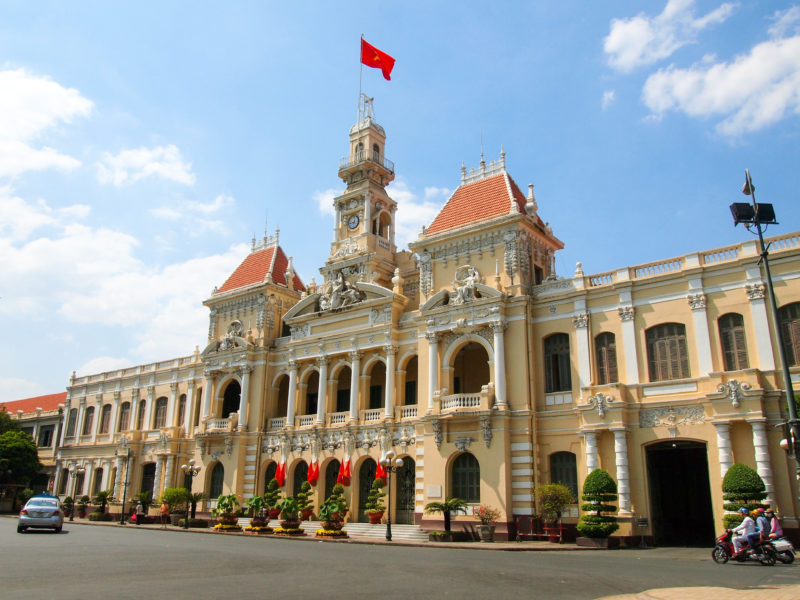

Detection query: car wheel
xmin=17 ymin=526 xmax=26 ymax=533
xmin=54 ymin=526 xmax=62 ymax=533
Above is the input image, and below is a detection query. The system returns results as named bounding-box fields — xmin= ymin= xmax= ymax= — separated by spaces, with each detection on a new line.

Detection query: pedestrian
xmin=765 ymin=508 xmax=784 ymax=539
xmin=135 ymin=501 xmax=144 ymax=526
xmin=746 ymin=508 xmax=769 ymax=552
xmin=731 ymin=507 xmax=754 ymax=556
xmin=160 ymin=499 xmax=169 ymax=529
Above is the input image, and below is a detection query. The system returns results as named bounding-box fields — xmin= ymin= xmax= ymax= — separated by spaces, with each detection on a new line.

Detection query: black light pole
xmin=181 ymin=459 xmax=200 ymax=529
xmin=731 ymin=169 xmax=800 ymax=491
xmin=118 ymin=449 xmax=131 ymax=525
xmin=379 ymin=450 xmax=404 ymax=541
xmin=68 ymin=464 xmax=85 ymax=522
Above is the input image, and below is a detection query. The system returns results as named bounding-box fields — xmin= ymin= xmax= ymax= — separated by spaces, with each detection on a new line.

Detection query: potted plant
xmin=212 ymin=493 xmax=241 ymax=531
xmin=244 ymin=494 xmax=273 ymax=534
xmin=77 ymin=495 xmax=90 ymax=518
xmin=62 ymin=496 xmax=74 ymax=517
xmin=161 ymin=487 xmax=188 ymax=525
xmin=473 ymin=504 xmax=501 ymax=542
xmin=296 ymin=481 xmax=314 ymax=521
xmin=264 ymin=478 xmax=281 ymax=519
xmin=136 ymin=491 xmax=153 ymax=517
xmin=89 ymin=490 xmax=115 ymax=521
xmin=316 ymin=496 xmax=348 ymax=538
xmin=329 ymin=483 xmax=348 ymax=521
xmin=274 ymin=496 xmax=304 ymax=535
xmin=424 ymin=497 xmax=467 ymax=538
xmin=721 ymin=463 xmax=768 ymax=529
xmin=189 ymin=492 xmax=205 ymax=519
xmin=576 ymin=469 xmax=619 ymax=547
xmin=365 ymin=478 xmax=386 ymax=524
xmin=536 ymin=483 xmax=573 ymax=542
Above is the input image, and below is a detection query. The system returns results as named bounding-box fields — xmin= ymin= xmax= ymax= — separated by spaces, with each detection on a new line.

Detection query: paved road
xmin=3 ymin=518 xmax=797 ymax=600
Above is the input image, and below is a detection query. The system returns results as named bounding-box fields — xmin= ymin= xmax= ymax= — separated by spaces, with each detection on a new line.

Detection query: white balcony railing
xmin=269 ymin=417 xmax=285 ymax=430
xmin=441 ymin=394 xmax=481 ymax=410
xmin=297 ymin=415 xmax=315 ymax=427
xmin=329 ymin=412 xmax=348 ymax=425
xmin=206 ymin=418 xmax=230 ymax=431
xmin=364 ymin=409 xmax=382 ymax=422
xmin=399 ymin=406 xmax=418 ymax=419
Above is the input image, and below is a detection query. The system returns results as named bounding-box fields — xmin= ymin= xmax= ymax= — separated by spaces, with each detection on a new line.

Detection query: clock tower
xmin=323 ymin=95 xmax=398 ymax=288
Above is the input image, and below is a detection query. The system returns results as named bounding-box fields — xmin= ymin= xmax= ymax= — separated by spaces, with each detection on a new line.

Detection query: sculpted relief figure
xmin=319 ymin=271 xmax=365 ymax=311
xmin=451 ymin=265 xmax=481 ymax=305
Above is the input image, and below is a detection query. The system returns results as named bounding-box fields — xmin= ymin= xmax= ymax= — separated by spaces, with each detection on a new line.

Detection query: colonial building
xmin=49 ymin=98 xmax=800 ymax=543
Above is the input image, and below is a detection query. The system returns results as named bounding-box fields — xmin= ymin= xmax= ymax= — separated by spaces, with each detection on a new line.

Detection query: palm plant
xmin=424 ymin=497 xmax=467 ymax=532
xmin=92 ymin=490 xmax=114 ymax=514
xmin=189 ymin=492 xmax=205 ymax=519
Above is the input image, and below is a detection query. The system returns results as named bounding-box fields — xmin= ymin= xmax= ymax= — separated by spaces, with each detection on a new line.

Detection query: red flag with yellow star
xmin=361 ymin=38 xmax=395 ymax=81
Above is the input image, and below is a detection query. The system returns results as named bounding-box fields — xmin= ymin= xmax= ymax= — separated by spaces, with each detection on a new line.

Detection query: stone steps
xmin=235 ymin=518 xmax=429 ymax=542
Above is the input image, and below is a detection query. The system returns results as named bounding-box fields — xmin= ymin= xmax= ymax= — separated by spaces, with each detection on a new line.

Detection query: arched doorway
xmin=222 ymin=380 xmax=241 ymax=418
xmin=357 ymin=458 xmax=377 ymax=522
xmin=452 ymin=342 xmax=490 ymax=393
xmin=324 ymin=460 xmax=340 ymax=500
xmin=293 ymin=461 xmax=309 ymax=496
xmin=646 ymin=440 xmax=714 ymax=546
xmin=140 ymin=463 xmax=156 ymax=498
xmin=396 ymin=457 xmax=415 ymax=524
xmin=263 ymin=462 xmax=277 ymax=493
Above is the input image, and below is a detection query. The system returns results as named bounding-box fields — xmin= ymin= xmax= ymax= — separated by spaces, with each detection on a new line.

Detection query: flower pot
xmin=170 ymin=512 xmax=183 ymax=526
xmin=477 ymin=524 xmax=495 ymax=542
xmin=280 ymin=519 xmax=301 ymax=530
xmin=368 ymin=511 xmax=384 ymax=524
xmin=301 ymin=508 xmax=313 ymax=521
xmin=218 ymin=515 xmax=239 ymax=526
xmin=576 ymin=536 xmax=610 ymax=548
xmin=268 ymin=508 xmax=281 ymax=519
xmin=322 ymin=520 xmax=343 ymax=531
xmin=251 ymin=517 xmax=268 ymax=528
xmin=544 ymin=526 xmax=561 ymax=543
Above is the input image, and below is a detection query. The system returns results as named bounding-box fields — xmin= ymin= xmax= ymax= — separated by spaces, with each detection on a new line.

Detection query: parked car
xmin=18 ymin=494 xmax=64 ymax=533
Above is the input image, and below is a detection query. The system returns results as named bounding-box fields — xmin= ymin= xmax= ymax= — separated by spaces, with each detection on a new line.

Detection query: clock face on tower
xmin=348 ymin=214 xmax=360 ymax=230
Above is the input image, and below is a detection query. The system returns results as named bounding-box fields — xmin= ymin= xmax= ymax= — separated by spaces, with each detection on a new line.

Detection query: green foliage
xmin=721 ymin=463 xmax=767 ymax=509
xmin=365 ymin=478 xmax=386 ymax=514
xmin=536 ymin=483 xmax=574 ymax=524
xmin=160 ymin=487 xmax=188 ymax=512
xmin=246 ymin=494 xmax=269 ymax=517
xmin=189 ymin=492 xmax=205 ymax=519
xmin=577 ymin=469 xmax=619 ymax=539
xmin=0 ymin=430 xmax=43 ymax=485
xmin=88 ymin=511 xmax=114 ymax=521
xmin=77 ymin=494 xmax=90 ymax=508
xmin=296 ymin=481 xmax=313 ymax=512
xmin=20 ymin=488 xmax=34 ymax=503
xmin=0 ymin=409 xmax=22 ymax=434
xmin=264 ymin=478 xmax=281 ymax=508
xmin=212 ymin=493 xmax=240 ymax=517
xmin=136 ymin=490 xmax=153 ymax=512
xmin=723 ymin=514 xmax=744 ymax=529
xmin=276 ymin=496 xmax=300 ymax=520
xmin=424 ymin=497 xmax=467 ymax=532
xmin=92 ymin=490 xmax=114 ymax=513
xmin=62 ymin=496 xmax=74 ymax=510
xmin=178 ymin=517 xmax=209 ymax=528
xmin=318 ymin=496 xmax=346 ymax=522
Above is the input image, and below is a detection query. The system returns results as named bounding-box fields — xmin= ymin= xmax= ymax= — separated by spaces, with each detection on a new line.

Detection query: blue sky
xmin=1 ymin=1 xmax=799 ymax=401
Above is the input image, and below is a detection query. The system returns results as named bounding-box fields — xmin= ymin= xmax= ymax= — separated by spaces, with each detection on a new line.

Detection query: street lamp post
xmin=379 ymin=450 xmax=404 ymax=541
xmin=731 ymin=169 xmax=800 ymax=491
xmin=68 ymin=464 xmax=85 ymax=522
xmin=181 ymin=459 xmax=200 ymax=530
xmin=117 ymin=449 xmax=132 ymax=525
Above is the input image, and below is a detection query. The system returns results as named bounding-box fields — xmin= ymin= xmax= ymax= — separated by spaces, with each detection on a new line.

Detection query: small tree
xmin=264 ymin=478 xmax=281 ymax=509
xmin=424 ymin=497 xmax=467 ymax=532
xmin=536 ymin=483 xmax=574 ymax=526
xmin=365 ymin=478 xmax=386 ymax=515
xmin=160 ymin=487 xmax=188 ymax=513
xmin=136 ymin=490 xmax=153 ymax=513
xmin=62 ymin=496 xmax=74 ymax=515
xmin=296 ymin=481 xmax=313 ymax=514
xmin=77 ymin=494 xmax=90 ymax=516
xmin=576 ymin=469 xmax=619 ymax=539
xmin=246 ymin=495 xmax=269 ymax=521
xmin=189 ymin=492 xmax=205 ymax=519
xmin=722 ymin=463 xmax=768 ymax=528
xmin=93 ymin=490 xmax=114 ymax=514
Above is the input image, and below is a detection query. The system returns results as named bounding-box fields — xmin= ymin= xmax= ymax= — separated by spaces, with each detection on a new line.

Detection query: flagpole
xmin=358 ymin=34 xmax=364 ymax=122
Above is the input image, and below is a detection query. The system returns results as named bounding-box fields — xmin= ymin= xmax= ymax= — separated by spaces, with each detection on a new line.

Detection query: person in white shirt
xmin=732 ymin=506 xmax=755 ymax=555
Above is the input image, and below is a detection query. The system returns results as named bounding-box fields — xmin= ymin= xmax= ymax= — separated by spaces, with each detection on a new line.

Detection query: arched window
xmin=718 ymin=313 xmax=749 ymax=371
xmin=324 ymin=459 xmax=340 ymax=500
xmin=451 ymin=453 xmax=480 ymax=503
xmin=93 ymin=468 xmax=104 ymax=494
xmin=595 ymin=332 xmax=618 ymax=385
xmin=194 ymin=389 xmax=202 ymax=427
xmin=549 ymin=452 xmax=578 ymax=498
xmin=118 ymin=402 xmax=130 ymax=431
xmin=778 ymin=302 xmax=800 ymax=366
xmin=372 ymin=143 xmax=380 ymax=162
xmin=66 ymin=408 xmax=77 ymax=437
xmin=209 ymin=463 xmax=224 ymax=498
xmin=293 ymin=461 xmax=309 ymax=497
xmin=154 ymin=397 xmax=168 ymax=428
xmin=99 ymin=404 xmax=112 ymax=434
xmin=177 ymin=394 xmax=187 ymax=426
xmin=646 ymin=323 xmax=690 ymax=381
xmin=222 ymin=381 xmax=241 ymax=418
xmin=544 ymin=333 xmax=572 ymax=393
xmin=136 ymin=401 xmax=146 ymax=430
xmin=82 ymin=407 xmax=95 ymax=436
xmin=264 ymin=462 xmax=277 ymax=493
xmin=58 ymin=468 xmax=69 ymax=494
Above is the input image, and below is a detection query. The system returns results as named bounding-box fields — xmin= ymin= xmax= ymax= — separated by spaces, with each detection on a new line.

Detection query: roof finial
xmin=500 ymin=145 xmax=505 ymax=168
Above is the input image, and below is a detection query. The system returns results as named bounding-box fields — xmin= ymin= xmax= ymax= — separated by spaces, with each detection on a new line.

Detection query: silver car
xmin=18 ymin=495 xmax=64 ymax=533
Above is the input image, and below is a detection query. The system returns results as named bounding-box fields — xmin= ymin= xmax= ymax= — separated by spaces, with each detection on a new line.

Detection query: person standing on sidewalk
xmin=135 ymin=501 xmax=144 ymax=526
xmin=160 ymin=500 xmax=169 ymax=529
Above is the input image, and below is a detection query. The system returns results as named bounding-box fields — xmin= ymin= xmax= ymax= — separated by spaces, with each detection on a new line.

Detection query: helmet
xmin=739 ymin=507 xmax=749 ymax=514
xmin=756 ymin=507 xmax=765 ymax=514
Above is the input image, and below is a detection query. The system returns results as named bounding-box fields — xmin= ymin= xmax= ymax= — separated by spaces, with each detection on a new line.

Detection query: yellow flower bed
xmin=273 ymin=527 xmax=305 ymax=536
xmin=244 ymin=525 xmax=273 ymax=534
xmin=214 ymin=523 xmax=243 ymax=532
xmin=315 ymin=529 xmax=348 ymax=538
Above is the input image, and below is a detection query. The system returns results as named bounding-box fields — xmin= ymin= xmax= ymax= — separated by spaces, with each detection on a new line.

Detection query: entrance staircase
xmin=238 ymin=518 xmax=429 ymax=542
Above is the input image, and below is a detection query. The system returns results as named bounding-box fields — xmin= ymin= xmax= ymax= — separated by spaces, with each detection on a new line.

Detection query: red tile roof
xmin=217 ymin=245 xmax=305 ymax=294
xmin=0 ymin=392 xmax=67 ymax=415
xmin=426 ymin=172 xmax=529 ymax=235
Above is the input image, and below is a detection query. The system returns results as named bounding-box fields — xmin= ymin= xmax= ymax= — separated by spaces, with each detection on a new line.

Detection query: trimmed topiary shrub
xmin=721 ymin=463 xmax=768 ymax=528
xmin=576 ymin=469 xmax=619 ymax=539
xmin=88 ymin=510 xmax=114 ymax=521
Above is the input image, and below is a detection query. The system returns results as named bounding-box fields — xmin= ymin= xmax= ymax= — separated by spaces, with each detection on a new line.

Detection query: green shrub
xmin=296 ymin=481 xmax=313 ymax=513
xmin=536 ymin=483 xmax=574 ymax=525
xmin=178 ymin=517 xmax=209 ymax=528
xmin=576 ymin=469 xmax=619 ymax=539
xmin=88 ymin=511 xmax=114 ymax=521
xmin=721 ymin=463 xmax=768 ymax=526
xmin=264 ymin=478 xmax=281 ymax=509
xmin=161 ymin=487 xmax=188 ymax=512
xmin=365 ymin=479 xmax=386 ymax=514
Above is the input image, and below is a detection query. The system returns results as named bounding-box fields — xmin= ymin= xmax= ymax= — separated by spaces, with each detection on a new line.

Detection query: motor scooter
xmin=769 ymin=536 xmax=795 ymax=564
xmin=712 ymin=530 xmax=777 ymax=566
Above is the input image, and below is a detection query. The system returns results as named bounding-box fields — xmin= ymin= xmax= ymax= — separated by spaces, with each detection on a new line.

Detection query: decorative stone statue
xmin=451 ymin=265 xmax=480 ymax=305
xmin=320 ymin=271 xmax=365 ymax=311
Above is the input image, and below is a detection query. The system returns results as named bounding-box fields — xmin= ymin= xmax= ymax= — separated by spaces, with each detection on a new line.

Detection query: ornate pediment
xmin=200 ymin=320 xmax=250 ymax=357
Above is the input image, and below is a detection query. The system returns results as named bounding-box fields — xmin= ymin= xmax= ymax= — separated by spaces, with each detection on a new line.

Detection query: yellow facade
xmin=54 ymin=109 xmax=800 ymax=543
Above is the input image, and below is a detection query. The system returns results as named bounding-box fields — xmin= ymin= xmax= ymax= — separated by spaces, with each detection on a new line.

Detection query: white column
xmin=84 ymin=459 xmax=94 ymax=496
xmin=349 ymin=352 xmax=361 ymax=422
xmin=114 ymin=456 xmax=124 ymax=498
xmin=90 ymin=396 xmax=102 ymax=443
xmin=239 ymin=367 xmax=252 ymax=430
xmin=74 ymin=398 xmax=86 ymax=440
xmin=746 ymin=281 xmax=775 ymax=371
xmin=168 ymin=383 xmax=179 ymax=428
xmin=130 ymin=391 xmax=139 ymax=432
xmin=688 ymin=289 xmax=713 ymax=376
xmin=316 ymin=357 xmax=328 ymax=425
xmin=58 ymin=402 xmax=70 ymax=446
xmin=714 ymin=421 xmax=733 ymax=479
xmin=334 ymin=204 xmax=341 ymax=241
xmin=426 ymin=333 xmax=439 ymax=412
xmin=363 ymin=193 xmax=371 ymax=228
xmin=53 ymin=461 xmax=63 ymax=497
xmin=202 ymin=372 xmax=214 ymax=420
xmin=612 ymin=429 xmax=631 ymax=514
xmin=152 ymin=455 xmax=165 ymax=501
xmin=110 ymin=392 xmax=121 ymax=438
xmin=384 ymin=345 xmax=397 ymax=418
xmin=491 ymin=321 xmax=508 ymax=407
xmin=164 ymin=455 xmax=176 ymax=491
xmin=144 ymin=387 xmax=155 ymax=431
xmin=286 ymin=361 xmax=298 ymax=426
xmin=750 ymin=420 xmax=775 ymax=505
xmin=618 ymin=303 xmax=640 ymax=384
xmin=573 ymin=300 xmax=591 ymax=398
xmin=584 ymin=431 xmax=598 ymax=474
xmin=185 ymin=382 xmax=195 ymax=434
xmin=100 ymin=459 xmax=111 ymax=490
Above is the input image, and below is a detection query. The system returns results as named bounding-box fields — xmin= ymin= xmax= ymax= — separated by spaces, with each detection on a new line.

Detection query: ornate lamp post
xmin=181 ymin=459 xmax=200 ymax=530
xmin=117 ymin=449 xmax=132 ymax=525
xmin=68 ymin=464 xmax=85 ymax=522
xmin=379 ymin=450 xmax=404 ymax=541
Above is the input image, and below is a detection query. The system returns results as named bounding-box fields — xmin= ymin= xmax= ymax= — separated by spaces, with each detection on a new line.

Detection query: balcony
xmin=206 ymin=418 xmax=231 ymax=431
xmin=338 ymin=151 xmax=394 ymax=175
xmin=439 ymin=385 xmax=494 ymax=413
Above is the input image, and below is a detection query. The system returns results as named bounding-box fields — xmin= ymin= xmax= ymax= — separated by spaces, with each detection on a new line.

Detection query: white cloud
xmin=602 ymin=90 xmax=616 ymax=110
xmin=390 ymin=179 xmax=450 ymax=250
xmin=0 ymin=378 xmax=49 ymax=403
xmin=186 ymin=193 xmax=234 ymax=215
xmin=0 ymin=68 xmax=92 ymax=178
xmin=313 ymin=188 xmax=340 ymax=216
xmin=642 ymin=33 xmax=800 ymax=136
xmin=605 ymin=0 xmax=737 ymax=72
xmin=96 ymin=144 xmax=196 ymax=186
xmin=0 ymin=186 xmax=91 ymax=242
xmin=150 ymin=193 xmax=235 ymax=234
xmin=75 ymin=356 xmax=133 ymax=378
xmin=768 ymin=6 xmax=800 ymax=39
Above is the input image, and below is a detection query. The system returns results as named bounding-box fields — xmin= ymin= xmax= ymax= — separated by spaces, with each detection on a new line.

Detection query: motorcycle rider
xmin=732 ymin=507 xmax=755 ymax=556
xmin=746 ymin=508 xmax=769 ymax=553
xmin=765 ymin=508 xmax=783 ymax=539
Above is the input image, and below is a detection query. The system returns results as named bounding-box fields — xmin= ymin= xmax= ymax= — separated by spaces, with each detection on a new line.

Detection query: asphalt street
xmin=2 ymin=518 xmax=796 ymax=600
